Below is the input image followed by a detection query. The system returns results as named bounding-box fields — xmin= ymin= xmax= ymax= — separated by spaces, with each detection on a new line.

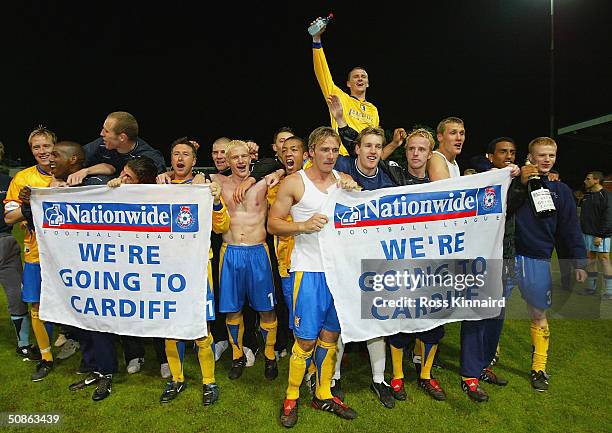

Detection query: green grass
xmin=1 ymin=229 xmax=611 ymax=432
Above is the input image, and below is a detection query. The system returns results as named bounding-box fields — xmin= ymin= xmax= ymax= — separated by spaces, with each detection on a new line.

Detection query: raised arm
xmin=327 ymin=94 xmax=358 ymax=155
xmin=381 ymin=128 xmax=407 ymax=161
xmin=311 ymin=20 xmax=337 ymax=98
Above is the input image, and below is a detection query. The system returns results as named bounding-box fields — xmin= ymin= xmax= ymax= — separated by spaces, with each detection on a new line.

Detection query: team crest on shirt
xmin=360 ymin=103 xmax=366 ymax=111
xmin=482 ymin=187 xmax=497 ymax=210
xmin=294 ymin=315 xmax=301 ymax=328
xmin=176 ymin=206 xmax=195 ymax=229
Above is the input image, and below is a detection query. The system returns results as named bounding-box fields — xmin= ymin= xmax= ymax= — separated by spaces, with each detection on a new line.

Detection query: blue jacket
xmin=515 ymin=178 xmax=586 ymax=268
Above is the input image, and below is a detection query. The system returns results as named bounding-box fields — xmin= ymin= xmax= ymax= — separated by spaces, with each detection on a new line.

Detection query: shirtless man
xmin=211 ymin=140 xmax=278 ymax=381
xmin=269 ymin=127 xmax=360 ymax=427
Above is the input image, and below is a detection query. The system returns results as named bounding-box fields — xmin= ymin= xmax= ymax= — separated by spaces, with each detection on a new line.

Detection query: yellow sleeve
xmin=276 ymin=232 xmax=294 ymax=278
xmin=313 ymin=46 xmax=344 ymax=99
xmin=4 ymin=171 xmax=26 ymax=214
xmin=211 ymin=197 xmax=230 ymax=234
xmin=277 ymin=239 xmax=289 ymax=277
xmin=267 ymin=184 xmax=278 ymax=207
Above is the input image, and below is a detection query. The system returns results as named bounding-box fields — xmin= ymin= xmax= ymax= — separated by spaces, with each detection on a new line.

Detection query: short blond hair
xmin=224 ymin=139 xmax=249 ymax=157
xmin=436 ymin=117 xmax=464 ymax=135
xmin=308 ymin=126 xmax=340 ymax=153
xmin=406 ymin=128 xmax=435 ymax=151
xmin=28 ymin=125 xmax=57 ymax=147
xmin=528 ymin=137 xmax=557 ymax=154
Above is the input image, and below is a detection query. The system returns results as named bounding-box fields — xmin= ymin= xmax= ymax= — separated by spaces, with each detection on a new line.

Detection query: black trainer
xmin=69 ymin=372 xmax=100 ymax=391
xmin=92 ymin=374 xmax=112 ymax=401
xmin=17 ymin=345 xmax=41 ymax=361
xmin=311 ymin=396 xmax=357 ymax=420
xmin=417 ymin=377 xmax=446 ymax=401
xmin=531 ymin=370 xmax=549 ymax=392
xmin=331 ymin=379 xmax=345 ymax=401
xmin=160 ymin=381 xmax=186 ymax=403
xmin=480 ymin=368 xmax=508 ymax=386
xmin=370 ymin=381 xmax=395 ymax=409
xmin=228 ymin=355 xmax=247 ymax=380
xmin=265 ymin=357 xmax=278 ymax=380
xmin=203 ymin=383 xmax=219 ymax=405
xmin=280 ymin=398 xmax=298 ymax=428
xmin=31 ymin=360 xmax=53 ymax=382
xmin=461 ymin=379 xmax=489 ymax=402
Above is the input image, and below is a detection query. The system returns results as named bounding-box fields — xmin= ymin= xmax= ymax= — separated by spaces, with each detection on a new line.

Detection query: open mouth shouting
xmin=285 ymin=156 xmax=295 ymax=171
xmin=235 ymin=162 xmax=248 ymax=174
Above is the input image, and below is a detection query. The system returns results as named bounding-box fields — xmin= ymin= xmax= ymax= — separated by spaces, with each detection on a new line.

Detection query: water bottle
xmin=308 ymin=13 xmax=333 ymax=36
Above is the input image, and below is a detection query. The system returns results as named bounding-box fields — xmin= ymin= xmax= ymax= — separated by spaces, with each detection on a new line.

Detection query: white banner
xmin=31 ymin=184 xmax=212 ymax=340
xmin=320 ymin=168 xmax=512 ymax=342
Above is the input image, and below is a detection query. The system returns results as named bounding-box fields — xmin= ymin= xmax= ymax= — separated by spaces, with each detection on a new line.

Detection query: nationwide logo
xmin=41 ymin=202 xmax=199 ymax=232
xmin=334 ymin=185 xmax=502 ymax=228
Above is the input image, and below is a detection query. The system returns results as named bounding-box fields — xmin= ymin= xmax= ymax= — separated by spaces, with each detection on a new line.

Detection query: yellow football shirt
xmin=313 ymin=44 xmax=380 ymax=155
xmin=4 ymin=165 xmax=52 ymax=263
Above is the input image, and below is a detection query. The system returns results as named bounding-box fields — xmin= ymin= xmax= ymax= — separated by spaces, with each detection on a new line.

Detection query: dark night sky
xmin=1 ymin=1 xmax=610 ymax=189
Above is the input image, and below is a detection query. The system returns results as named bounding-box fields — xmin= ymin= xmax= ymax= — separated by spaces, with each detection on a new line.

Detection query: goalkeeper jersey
xmin=313 ymin=42 xmax=380 ymax=155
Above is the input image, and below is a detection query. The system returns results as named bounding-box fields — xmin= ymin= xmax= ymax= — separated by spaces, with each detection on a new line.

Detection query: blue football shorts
xmin=515 ymin=255 xmax=552 ymax=310
xmin=219 ymin=243 xmax=276 ymax=313
xmin=22 ymin=262 xmax=42 ymax=303
xmin=290 ymin=271 xmax=340 ymax=340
